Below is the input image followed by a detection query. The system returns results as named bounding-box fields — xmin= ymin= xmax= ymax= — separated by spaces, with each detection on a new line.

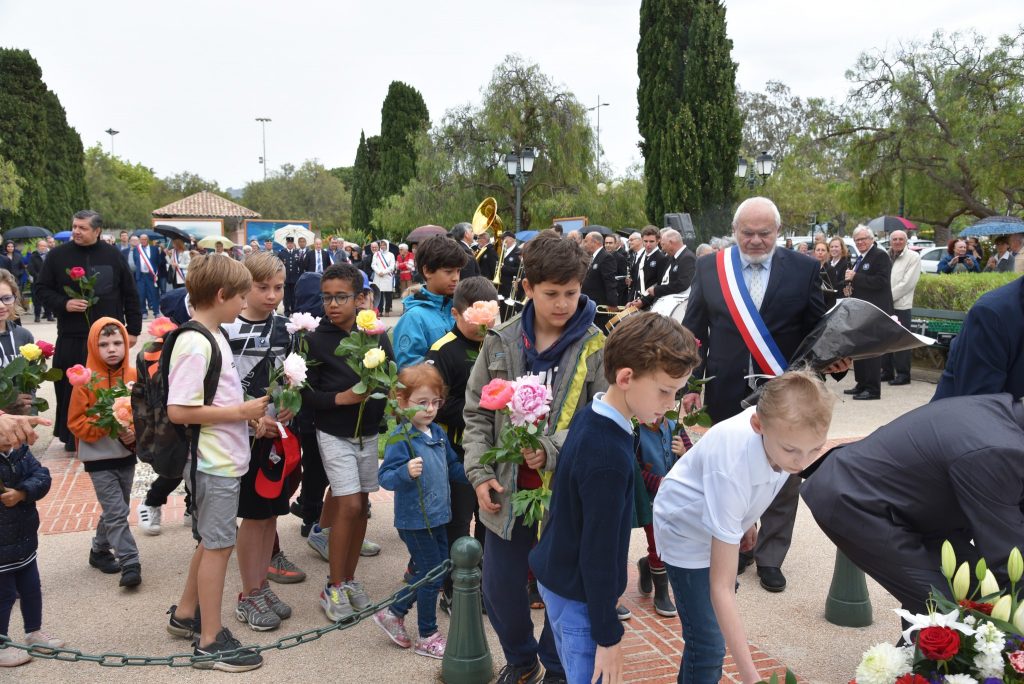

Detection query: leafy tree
xmin=637 ymin=0 xmax=742 ymax=242
xmin=351 ymin=131 xmax=383 ymax=231
xmin=242 ymin=160 xmax=351 ymax=232
xmin=378 ymin=81 xmax=430 ymax=198
xmin=84 ymin=145 xmax=163 ymax=229
xmin=0 ymin=48 xmax=87 ymax=229
xmin=0 ymin=148 xmax=23 ymax=216
xmin=329 ymin=166 xmax=354 ymax=190
xmin=161 ymin=171 xmax=221 ymax=198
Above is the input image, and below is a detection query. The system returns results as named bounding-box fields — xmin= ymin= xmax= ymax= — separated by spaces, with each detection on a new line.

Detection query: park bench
xmin=910 ymin=306 xmax=967 ymax=368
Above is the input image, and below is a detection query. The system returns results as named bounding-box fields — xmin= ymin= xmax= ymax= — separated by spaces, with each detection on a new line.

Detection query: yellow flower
xmin=19 ymin=343 xmax=42 ymax=362
xmin=363 ymin=347 xmax=386 ymax=369
xmin=356 ymin=310 xmax=379 ymax=332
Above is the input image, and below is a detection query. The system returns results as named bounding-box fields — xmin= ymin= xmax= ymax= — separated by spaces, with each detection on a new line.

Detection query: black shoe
xmin=119 ymin=563 xmax=142 ymax=588
xmin=888 ymin=376 xmax=910 ymax=386
xmin=299 ymin=522 xmax=313 ymax=538
xmin=651 ymin=567 xmax=677 ymax=617
xmin=637 ymin=557 xmax=653 ymax=596
xmin=289 ymin=500 xmax=303 ymax=518
xmin=46 ymin=315 xmax=54 ymax=321
xmin=193 ymin=627 xmax=263 ymax=672
xmin=496 ymin=659 xmax=543 ymax=684
xmin=757 ymin=566 xmax=787 ymax=592
xmin=737 ymin=553 xmax=753 ymax=575
xmin=64 ymin=440 xmax=77 ymax=452
xmin=616 ymin=603 xmax=632 ymax=621
xmin=842 ymin=387 xmax=862 ymax=395
xmin=879 ymin=373 xmax=893 ymax=382
xmin=852 ymin=390 xmax=881 ymax=400
xmin=89 ymin=549 xmax=120 ymax=574
xmin=541 ymin=674 xmax=568 ymax=684
xmin=528 ymin=579 xmax=544 ymax=609
xmin=167 ymin=604 xmax=201 ymax=639
xmin=34 ymin=315 xmax=40 ymax=323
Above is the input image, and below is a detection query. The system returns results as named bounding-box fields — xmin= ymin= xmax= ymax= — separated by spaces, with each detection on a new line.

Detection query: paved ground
xmin=5 ymin=316 xmax=936 ymax=682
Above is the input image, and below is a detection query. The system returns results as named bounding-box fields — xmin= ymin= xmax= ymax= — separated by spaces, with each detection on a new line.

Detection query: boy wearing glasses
xmin=301 ymin=263 xmax=395 ymax=622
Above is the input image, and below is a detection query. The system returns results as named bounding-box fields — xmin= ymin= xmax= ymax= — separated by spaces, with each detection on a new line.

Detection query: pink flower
xmin=36 ymin=340 xmax=55 ymax=359
xmin=462 ymin=300 xmax=500 ymax=328
xmin=365 ymin=322 xmax=387 ymax=335
xmin=112 ymin=396 xmax=133 ymax=428
xmin=286 ymin=312 xmax=320 ymax=335
xmin=1010 ymin=650 xmax=1024 ymax=674
xmin=66 ymin=364 xmax=93 ymax=387
xmin=507 ymin=375 xmax=553 ymax=427
xmin=281 ymin=353 xmax=308 ymax=386
xmin=479 ymin=378 xmax=514 ymax=411
xmin=147 ymin=316 xmax=178 ymax=338
xmin=69 ymin=266 xmax=86 ymax=280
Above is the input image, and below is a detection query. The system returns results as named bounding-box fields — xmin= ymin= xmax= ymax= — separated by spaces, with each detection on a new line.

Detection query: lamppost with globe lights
xmin=105 ymin=128 xmax=119 ymax=156
xmin=736 ymin=151 xmax=775 ymax=188
xmin=504 ymin=148 xmax=539 ymax=231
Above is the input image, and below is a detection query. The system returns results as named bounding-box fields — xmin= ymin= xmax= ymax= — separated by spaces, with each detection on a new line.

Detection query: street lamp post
xmin=587 ymin=97 xmax=610 ymax=175
xmin=504 ymin=148 xmax=538 ymax=232
xmin=736 ymin=150 xmax=775 ymax=188
xmin=105 ymin=128 xmax=119 ymax=156
xmin=256 ymin=117 xmax=272 ymax=180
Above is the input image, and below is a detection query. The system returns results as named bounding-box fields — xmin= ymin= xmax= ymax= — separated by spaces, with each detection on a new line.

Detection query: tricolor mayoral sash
xmin=715 ymin=246 xmax=788 ymax=376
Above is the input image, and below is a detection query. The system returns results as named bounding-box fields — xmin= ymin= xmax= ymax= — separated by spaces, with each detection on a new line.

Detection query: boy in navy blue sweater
xmin=530 ymin=313 xmax=699 ymax=683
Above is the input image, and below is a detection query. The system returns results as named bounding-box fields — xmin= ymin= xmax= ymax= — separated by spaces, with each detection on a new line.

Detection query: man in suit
xmin=497 ymin=232 xmax=522 ymax=321
xmin=633 ymin=228 xmax=694 ymax=311
xmin=132 ymin=234 xmax=164 ymax=318
xmin=450 ymin=222 xmax=481 ymax=280
xmin=27 ymin=239 xmax=53 ymax=322
xmin=282 ymin=237 xmax=302 ymax=315
xmin=682 ymin=196 xmax=849 ymax=592
xmin=328 ymin=237 xmax=349 ymax=264
xmin=628 ymin=226 xmax=667 ymax=302
xmin=843 ymin=225 xmax=894 ymax=400
xmin=801 ymin=393 xmax=1024 ymax=615
xmin=882 ymin=230 xmax=921 ymax=386
xmin=474 ymin=233 xmax=499 ymax=282
xmin=581 ymin=231 xmax=619 ymax=329
xmin=604 ymin=234 xmax=629 ymax=305
xmin=302 ymin=237 xmax=333 ymax=275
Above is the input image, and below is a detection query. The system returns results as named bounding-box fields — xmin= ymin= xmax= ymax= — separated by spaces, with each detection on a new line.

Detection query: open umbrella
xmin=273 ymin=224 xmax=315 ymax=247
xmin=406 ymin=224 xmax=446 ymax=243
xmin=867 ymin=216 xmax=917 ymax=234
xmin=3 ymin=226 xmax=51 ymax=241
xmin=133 ymin=229 xmax=163 ymax=241
xmin=958 ymin=215 xmax=1024 ymax=238
xmin=581 ymin=224 xmax=615 ymax=237
xmin=54 ymin=230 xmax=72 ymax=241
xmin=515 ymin=230 xmax=539 ymax=242
xmin=198 ymin=235 xmax=236 ymax=250
xmin=153 ymin=224 xmax=192 ymax=243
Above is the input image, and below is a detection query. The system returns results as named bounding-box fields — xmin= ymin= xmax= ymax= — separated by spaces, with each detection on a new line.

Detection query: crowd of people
xmin=0 ymin=200 xmax=1022 ymax=684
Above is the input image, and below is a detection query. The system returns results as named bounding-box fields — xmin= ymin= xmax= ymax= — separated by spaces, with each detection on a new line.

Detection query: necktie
xmin=748 ymin=263 xmax=765 ymax=309
xmin=316 ymin=252 xmax=322 ymax=273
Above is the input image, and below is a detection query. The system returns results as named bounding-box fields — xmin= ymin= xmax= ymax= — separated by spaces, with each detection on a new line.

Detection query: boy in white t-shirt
xmin=164 ymin=254 xmax=271 ymax=672
xmin=653 ymin=370 xmax=834 ymax=684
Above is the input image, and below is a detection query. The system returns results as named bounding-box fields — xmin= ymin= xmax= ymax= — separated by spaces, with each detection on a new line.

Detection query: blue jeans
xmin=537 ymin=583 xmax=599 ymax=684
xmin=664 ymin=563 xmax=726 ymax=684
xmin=0 ymin=558 xmax=43 ymax=636
xmin=390 ymin=527 xmax=448 ymax=638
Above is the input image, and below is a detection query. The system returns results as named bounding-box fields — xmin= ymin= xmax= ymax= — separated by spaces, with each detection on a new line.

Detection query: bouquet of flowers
xmin=75 ymin=370 xmax=134 ymax=440
xmin=64 ymin=266 xmax=99 ymax=327
xmin=477 ymin=374 xmax=554 ymax=529
xmin=334 ymin=309 xmax=394 ymax=446
xmin=0 ymin=340 xmax=62 ymax=413
xmin=852 ymin=541 xmax=1024 ymax=684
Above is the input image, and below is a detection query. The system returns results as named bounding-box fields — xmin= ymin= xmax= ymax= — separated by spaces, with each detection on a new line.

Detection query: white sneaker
xmin=0 ymin=648 xmax=32 ymax=667
xmin=137 ymin=504 xmax=161 ymax=536
xmin=24 ymin=630 xmax=65 ymax=653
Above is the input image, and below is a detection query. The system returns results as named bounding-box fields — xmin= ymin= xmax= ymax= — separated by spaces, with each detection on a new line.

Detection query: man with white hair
xmin=681 ymin=196 xmax=850 ymax=592
xmin=631 ymin=228 xmax=694 ymax=310
xmin=843 ymin=225 xmax=893 ymax=400
xmin=882 ymin=230 xmax=921 ymax=386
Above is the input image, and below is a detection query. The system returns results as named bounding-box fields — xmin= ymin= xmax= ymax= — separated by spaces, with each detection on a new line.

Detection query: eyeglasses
xmin=0 ymin=295 xmax=14 ymax=305
xmin=320 ymin=293 xmax=355 ymax=306
xmin=413 ymin=399 xmax=444 ymax=410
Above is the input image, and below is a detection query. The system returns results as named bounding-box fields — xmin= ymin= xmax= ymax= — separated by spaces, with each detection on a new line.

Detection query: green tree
xmin=0 ymin=148 xmax=24 ymax=216
xmin=378 ymin=81 xmax=430 ymax=199
xmin=351 ymin=131 xmax=383 ymax=231
xmin=242 ymin=160 xmax=351 ymax=232
xmin=0 ymin=48 xmax=86 ymax=229
xmin=84 ymin=145 xmax=163 ymax=229
xmin=637 ymin=0 xmax=742 ymax=241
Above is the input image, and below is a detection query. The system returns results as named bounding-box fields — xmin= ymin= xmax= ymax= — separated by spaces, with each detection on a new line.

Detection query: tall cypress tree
xmin=637 ymin=0 xmax=741 ymax=240
xmin=351 ymin=131 xmax=384 ymax=231
xmin=378 ymin=81 xmax=430 ymax=199
xmin=0 ymin=48 xmax=86 ymax=229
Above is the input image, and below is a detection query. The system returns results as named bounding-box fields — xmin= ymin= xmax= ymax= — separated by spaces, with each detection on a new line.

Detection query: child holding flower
xmin=0 ymin=270 xmax=38 ymax=415
xmin=67 ymin=317 xmax=142 ymax=588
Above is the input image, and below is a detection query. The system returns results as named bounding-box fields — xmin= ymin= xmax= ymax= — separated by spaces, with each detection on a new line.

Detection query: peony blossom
xmin=1010 ymin=650 xmax=1024 ymax=674
xmin=479 ymin=378 xmax=514 ymax=411
xmin=362 ymin=347 xmax=386 ymax=369
xmin=147 ymin=316 xmax=178 ymax=338
xmin=281 ymin=353 xmax=308 ymax=386
xmin=462 ymin=300 xmax=500 ymax=328
xmin=36 ymin=340 xmax=55 ymax=359
xmin=69 ymin=266 xmax=86 ymax=280
xmin=112 ymin=396 xmax=133 ymax=428
xmin=507 ymin=375 xmax=553 ymax=427
xmin=356 ymin=310 xmax=380 ymax=333
xmin=854 ymin=642 xmax=912 ymax=684
xmin=286 ymin=311 xmax=320 ymax=335
xmin=19 ymin=343 xmax=42 ymax=362
xmin=66 ymin=364 xmax=93 ymax=387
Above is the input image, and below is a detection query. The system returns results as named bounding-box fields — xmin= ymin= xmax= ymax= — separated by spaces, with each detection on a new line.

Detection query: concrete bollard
xmin=825 ymin=549 xmax=873 ymax=627
xmin=442 ymin=536 xmax=493 ymax=684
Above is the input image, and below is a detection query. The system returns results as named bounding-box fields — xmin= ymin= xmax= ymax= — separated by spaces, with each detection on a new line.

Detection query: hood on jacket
xmin=519 ymin=295 xmax=598 ymax=374
xmin=85 ymin=316 xmax=137 ymax=388
xmin=402 ymin=286 xmax=451 ymax=313
xmin=295 ymin=272 xmax=325 ymax=317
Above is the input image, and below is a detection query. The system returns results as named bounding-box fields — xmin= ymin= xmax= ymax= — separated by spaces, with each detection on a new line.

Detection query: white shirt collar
xmin=673 ymin=245 xmax=686 ymax=259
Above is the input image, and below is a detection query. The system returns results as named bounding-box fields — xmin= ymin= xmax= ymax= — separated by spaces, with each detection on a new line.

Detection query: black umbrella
xmin=133 ymin=229 xmax=164 ymax=241
xmin=153 ymin=224 xmax=192 ymax=243
xmin=406 ymin=224 xmax=447 ymax=243
xmin=3 ymin=226 xmax=52 ymax=241
xmin=582 ymin=225 xmax=615 ymax=237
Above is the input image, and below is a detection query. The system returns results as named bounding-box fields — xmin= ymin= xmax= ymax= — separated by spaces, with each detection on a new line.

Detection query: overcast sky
xmin=0 ymin=1 xmax=1017 ymax=191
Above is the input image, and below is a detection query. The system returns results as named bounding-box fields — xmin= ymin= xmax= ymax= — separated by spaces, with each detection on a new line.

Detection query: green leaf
xmin=368 ymin=392 xmax=386 ymax=400
xmin=31 ymin=398 xmax=49 ymax=413
xmin=42 ymin=367 xmax=63 ymax=382
xmin=352 ymin=381 xmax=367 ymax=395
xmin=526 ymin=423 xmax=537 ymax=435
xmin=697 ymin=413 xmax=713 ymax=428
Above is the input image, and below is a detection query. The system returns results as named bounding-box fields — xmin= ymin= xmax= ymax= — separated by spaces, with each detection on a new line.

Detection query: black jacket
xmin=425 ymin=326 xmax=481 ymax=452
xmin=283 ymin=249 xmax=303 ymax=284
xmin=640 ymin=247 xmax=695 ymax=308
xmin=582 ymin=248 xmax=618 ymax=307
xmin=34 ymin=239 xmax=142 ymax=337
xmin=26 ymin=250 xmax=47 ymax=280
xmin=458 ymin=241 xmax=480 ymax=280
xmin=824 ymin=257 xmax=849 ymax=305
xmin=0 ymin=445 xmax=51 ymax=566
xmin=629 ymin=248 xmax=668 ymax=301
xmin=498 ymin=244 xmax=521 ymax=299
xmin=301 ymin=249 xmax=333 ymax=274
xmin=847 ymin=244 xmax=893 ymax=314
xmin=475 ymin=244 xmax=499 ymax=282
xmin=300 ymin=318 xmax=394 ymax=438
xmin=610 ymin=249 xmax=629 ymax=305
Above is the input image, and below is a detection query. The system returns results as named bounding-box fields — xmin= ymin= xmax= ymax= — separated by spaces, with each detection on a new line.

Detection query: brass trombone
xmin=472 ymin=197 xmax=505 ymax=285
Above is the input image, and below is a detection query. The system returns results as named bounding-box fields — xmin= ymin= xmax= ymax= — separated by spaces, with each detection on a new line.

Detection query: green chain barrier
xmin=0 ymin=560 xmax=452 ymax=667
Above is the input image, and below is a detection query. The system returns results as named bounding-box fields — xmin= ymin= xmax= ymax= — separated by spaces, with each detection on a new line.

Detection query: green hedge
xmin=914 ymin=272 xmax=1020 ymax=312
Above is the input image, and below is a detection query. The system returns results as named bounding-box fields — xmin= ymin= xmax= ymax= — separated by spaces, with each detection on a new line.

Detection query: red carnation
xmin=36 ymin=340 xmax=55 ymax=359
xmin=916 ymin=626 xmax=960 ymax=662
xmin=895 ymin=674 xmax=929 ymax=684
xmin=69 ymin=266 xmax=86 ymax=280
xmin=958 ymin=599 xmax=993 ymax=615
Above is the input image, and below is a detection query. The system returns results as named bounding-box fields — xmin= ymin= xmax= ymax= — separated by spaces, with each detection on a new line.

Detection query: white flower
xmin=281 ymin=353 xmax=308 ymax=386
xmin=973 ymin=649 xmax=1004 ymax=680
xmin=363 ymin=347 xmax=386 ymax=369
xmin=854 ymin=643 xmax=912 ymax=684
xmin=893 ymin=608 xmax=977 ymax=644
xmin=964 ymin=614 xmax=978 ymax=626
xmin=287 ymin=312 xmax=320 ymax=335
xmin=973 ymin=621 xmax=1006 ymax=656
xmin=942 ymin=675 xmax=979 ymax=684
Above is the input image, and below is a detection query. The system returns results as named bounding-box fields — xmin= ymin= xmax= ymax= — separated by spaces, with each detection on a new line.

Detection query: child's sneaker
xmin=0 ymin=648 xmax=31 ymax=667
xmin=119 ymin=563 xmax=142 ymax=588
xmin=307 ymin=526 xmax=329 ymax=562
xmin=236 ymin=590 xmax=282 ymax=631
xmin=192 ymin=627 xmax=263 ymax=672
xmin=266 ymin=551 xmax=306 ymax=584
xmin=88 ymin=549 xmax=120 ymax=574
xmin=344 ymin=580 xmax=371 ymax=611
xmin=414 ymin=632 xmax=446 ymax=659
xmin=24 ymin=630 xmax=64 ymax=653
xmin=182 ymin=509 xmax=192 ymax=527
xmin=320 ymin=582 xmax=354 ymax=622
xmin=259 ymin=581 xmax=292 ymax=620
xmin=167 ymin=604 xmax=201 ymax=639
xmin=136 ymin=504 xmax=161 ymax=535
xmin=372 ymin=608 xmax=411 ymax=648
xmin=360 ymin=539 xmax=381 ymax=557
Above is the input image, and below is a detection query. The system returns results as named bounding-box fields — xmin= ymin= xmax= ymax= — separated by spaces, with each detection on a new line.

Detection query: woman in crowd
xmin=938 ymin=239 xmax=980 ymax=274
xmin=825 ymin=237 xmax=850 ymax=302
xmin=814 ymin=242 xmax=838 ymax=309
xmin=396 ymin=243 xmax=415 ymax=296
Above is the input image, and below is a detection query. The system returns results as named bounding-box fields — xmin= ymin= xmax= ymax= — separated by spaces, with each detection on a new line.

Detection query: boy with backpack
xmin=159 ymin=254 xmax=270 ymax=671
xmin=68 ymin=317 xmax=142 ymax=588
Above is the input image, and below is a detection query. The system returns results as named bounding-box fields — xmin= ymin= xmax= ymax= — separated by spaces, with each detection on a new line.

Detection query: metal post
xmin=256 ymin=117 xmax=271 ymax=180
xmin=442 ymin=537 xmax=492 ymax=684
xmin=105 ymin=128 xmax=119 ymax=156
xmin=825 ymin=549 xmax=873 ymax=627
xmin=588 ymin=97 xmax=610 ymax=176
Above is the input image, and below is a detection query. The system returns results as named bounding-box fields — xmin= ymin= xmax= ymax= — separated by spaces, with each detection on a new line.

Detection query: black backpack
xmin=131 ymin=321 xmax=222 ymax=479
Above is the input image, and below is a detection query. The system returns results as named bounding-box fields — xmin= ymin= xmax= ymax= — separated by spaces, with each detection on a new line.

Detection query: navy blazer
xmin=682 ymin=248 xmax=826 ymax=422
xmin=933 ymin=277 xmax=1024 ymax=402
xmin=131 ymin=244 xmax=164 ymax=280
xmin=582 ymin=248 xmax=619 ymax=307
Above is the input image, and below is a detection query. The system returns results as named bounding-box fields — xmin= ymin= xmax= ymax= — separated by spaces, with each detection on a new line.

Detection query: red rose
xmin=36 ymin=340 xmax=55 ymax=359
xmin=895 ymin=675 xmax=929 ymax=684
xmin=958 ymin=599 xmax=993 ymax=615
xmin=916 ymin=626 xmax=960 ymax=661
xmin=69 ymin=266 xmax=86 ymax=280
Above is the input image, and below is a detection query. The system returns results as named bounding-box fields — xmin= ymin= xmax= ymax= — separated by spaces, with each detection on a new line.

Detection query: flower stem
xmin=355 ymin=398 xmax=366 ymax=448
xmin=401 ymin=429 xmax=431 ymax=534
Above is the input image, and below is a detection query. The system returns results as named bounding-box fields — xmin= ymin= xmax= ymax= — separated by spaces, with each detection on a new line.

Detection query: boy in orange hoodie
xmin=68 ymin=317 xmax=142 ymax=588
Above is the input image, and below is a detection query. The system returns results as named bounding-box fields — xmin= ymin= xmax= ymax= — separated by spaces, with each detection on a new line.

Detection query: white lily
xmin=991 ymin=594 xmax=1012 ymax=622
xmin=892 ymin=608 xmax=977 ymax=644
xmin=979 ymin=569 xmax=1000 ymax=598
